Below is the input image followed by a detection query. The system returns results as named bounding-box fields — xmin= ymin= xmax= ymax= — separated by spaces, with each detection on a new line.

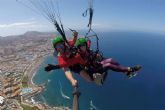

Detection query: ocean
xmin=32 ymin=31 xmax=165 ymax=110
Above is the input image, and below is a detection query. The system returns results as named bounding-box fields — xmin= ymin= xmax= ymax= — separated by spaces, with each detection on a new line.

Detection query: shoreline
xmin=27 ymin=56 xmax=47 ymax=87
xmin=29 ymin=54 xmax=52 ymax=86
xmin=31 ymin=71 xmax=36 ymax=86
xmin=25 ymin=55 xmax=71 ymax=110
xmin=22 ymin=55 xmax=48 ymax=107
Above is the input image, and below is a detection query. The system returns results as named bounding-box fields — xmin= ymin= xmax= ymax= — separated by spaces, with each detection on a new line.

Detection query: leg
xmin=102 ymin=63 xmax=129 ymax=73
xmin=79 ymin=70 xmax=93 ymax=82
xmin=101 ymin=58 xmax=120 ymax=65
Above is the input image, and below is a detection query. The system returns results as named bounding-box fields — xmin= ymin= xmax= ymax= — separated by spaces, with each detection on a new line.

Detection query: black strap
xmin=54 ymin=22 xmax=69 ymax=44
xmin=88 ymin=8 xmax=93 ymax=30
xmin=69 ymin=28 xmax=77 ymax=33
xmin=82 ymin=1 xmax=100 ymax=52
xmin=82 ymin=7 xmax=93 ymax=32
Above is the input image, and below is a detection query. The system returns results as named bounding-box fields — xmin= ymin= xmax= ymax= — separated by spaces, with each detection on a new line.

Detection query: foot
xmin=93 ymin=73 xmax=104 ymax=86
xmin=127 ymin=65 xmax=142 ymax=78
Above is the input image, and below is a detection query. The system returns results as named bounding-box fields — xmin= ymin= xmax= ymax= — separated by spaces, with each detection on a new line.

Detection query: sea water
xmin=33 ymin=31 xmax=165 ymax=110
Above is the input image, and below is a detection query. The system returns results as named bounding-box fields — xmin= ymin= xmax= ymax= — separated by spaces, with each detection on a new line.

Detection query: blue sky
xmin=0 ymin=0 xmax=165 ymax=36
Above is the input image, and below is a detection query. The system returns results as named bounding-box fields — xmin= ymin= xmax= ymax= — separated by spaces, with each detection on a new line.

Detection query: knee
xmin=107 ymin=58 xmax=113 ymax=62
xmin=79 ymin=71 xmax=93 ymax=82
xmin=103 ymin=63 xmax=112 ymax=68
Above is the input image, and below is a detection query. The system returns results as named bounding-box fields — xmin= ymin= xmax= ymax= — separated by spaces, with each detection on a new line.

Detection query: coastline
xmin=29 ymin=56 xmax=45 ymax=87
xmin=21 ymin=55 xmax=47 ymax=108
xmin=24 ymin=55 xmax=71 ymax=110
xmin=31 ymin=71 xmax=36 ymax=86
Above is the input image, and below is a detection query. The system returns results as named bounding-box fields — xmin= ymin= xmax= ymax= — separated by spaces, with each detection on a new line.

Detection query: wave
xmin=59 ymin=81 xmax=71 ymax=100
xmin=48 ymin=79 xmax=51 ymax=83
xmin=41 ymin=95 xmax=47 ymax=103
xmin=31 ymin=97 xmax=36 ymax=104
xmin=89 ymin=100 xmax=98 ymax=110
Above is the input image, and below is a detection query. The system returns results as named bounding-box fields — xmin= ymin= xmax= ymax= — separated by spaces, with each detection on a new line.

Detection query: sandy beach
xmin=23 ymin=55 xmax=71 ymax=110
xmin=24 ymin=56 xmax=46 ymax=87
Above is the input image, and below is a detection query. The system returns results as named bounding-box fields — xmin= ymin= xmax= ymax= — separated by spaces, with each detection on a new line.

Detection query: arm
xmin=63 ymin=67 xmax=78 ymax=87
xmin=72 ymin=31 xmax=78 ymax=44
xmin=45 ymin=64 xmax=61 ymax=72
xmin=67 ymin=31 xmax=78 ymax=47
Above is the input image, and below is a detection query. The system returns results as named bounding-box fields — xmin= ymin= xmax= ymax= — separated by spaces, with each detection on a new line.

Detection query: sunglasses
xmin=55 ymin=43 xmax=65 ymax=50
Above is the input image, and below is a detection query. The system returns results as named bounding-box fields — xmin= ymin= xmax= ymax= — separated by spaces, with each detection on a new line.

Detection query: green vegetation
xmin=22 ymin=76 xmax=29 ymax=88
xmin=21 ymin=104 xmax=38 ymax=110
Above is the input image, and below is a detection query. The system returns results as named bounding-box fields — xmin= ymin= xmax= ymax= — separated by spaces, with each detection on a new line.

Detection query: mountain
xmin=0 ymin=31 xmax=53 ymax=46
xmin=23 ymin=31 xmax=54 ymax=38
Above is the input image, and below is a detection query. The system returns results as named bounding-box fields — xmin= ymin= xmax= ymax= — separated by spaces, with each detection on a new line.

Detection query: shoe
xmin=93 ymin=73 xmax=104 ymax=86
xmin=127 ymin=72 xmax=138 ymax=79
xmin=131 ymin=65 xmax=142 ymax=72
xmin=127 ymin=65 xmax=142 ymax=78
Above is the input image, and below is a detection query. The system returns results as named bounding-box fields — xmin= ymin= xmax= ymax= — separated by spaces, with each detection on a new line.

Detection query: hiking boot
xmin=131 ymin=65 xmax=142 ymax=72
xmin=127 ymin=65 xmax=142 ymax=78
xmin=127 ymin=72 xmax=138 ymax=78
xmin=93 ymin=73 xmax=104 ymax=86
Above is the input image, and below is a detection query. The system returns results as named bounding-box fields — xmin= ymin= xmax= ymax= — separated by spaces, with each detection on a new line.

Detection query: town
xmin=0 ymin=31 xmax=69 ymax=110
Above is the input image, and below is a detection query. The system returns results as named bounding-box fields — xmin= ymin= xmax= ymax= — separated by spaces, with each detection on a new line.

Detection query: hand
xmin=45 ymin=64 xmax=54 ymax=72
xmin=45 ymin=64 xmax=60 ymax=72
xmin=71 ymin=79 xmax=78 ymax=87
xmin=73 ymin=31 xmax=78 ymax=37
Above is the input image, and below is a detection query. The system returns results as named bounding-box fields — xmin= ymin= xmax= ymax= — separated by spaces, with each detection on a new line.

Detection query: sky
xmin=0 ymin=0 xmax=165 ymax=36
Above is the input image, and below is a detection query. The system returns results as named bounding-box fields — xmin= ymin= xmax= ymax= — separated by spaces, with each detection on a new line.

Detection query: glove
xmin=45 ymin=64 xmax=61 ymax=72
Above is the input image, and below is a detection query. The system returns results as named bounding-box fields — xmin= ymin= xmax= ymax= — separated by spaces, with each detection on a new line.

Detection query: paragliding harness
xmin=82 ymin=0 xmax=102 ymax=61
xmin=82 ymin=2 xmax=108 ymax=84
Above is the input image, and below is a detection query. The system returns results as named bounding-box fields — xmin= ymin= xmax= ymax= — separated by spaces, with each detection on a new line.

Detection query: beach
xmin=27 ymin=57 xmax=45 ymax=87
xmin=22 ymin=54 xmax=71 ymax=110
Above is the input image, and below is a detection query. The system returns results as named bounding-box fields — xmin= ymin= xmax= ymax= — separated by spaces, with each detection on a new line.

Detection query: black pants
xmin=69 ymin=64 xmax=84 ymax=74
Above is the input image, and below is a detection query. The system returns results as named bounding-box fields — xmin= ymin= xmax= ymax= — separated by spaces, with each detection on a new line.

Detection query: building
xmin=0 ymin=96 xmax=4 ymax=106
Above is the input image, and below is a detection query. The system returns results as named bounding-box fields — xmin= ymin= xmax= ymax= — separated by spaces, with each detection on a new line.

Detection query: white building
xmin=0 ymin=96 xmax=4 ymax=106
